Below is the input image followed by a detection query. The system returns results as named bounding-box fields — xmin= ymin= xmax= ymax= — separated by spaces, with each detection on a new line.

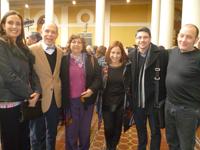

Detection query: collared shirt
xmin=41 ymin=41 xmax=55 ymax=55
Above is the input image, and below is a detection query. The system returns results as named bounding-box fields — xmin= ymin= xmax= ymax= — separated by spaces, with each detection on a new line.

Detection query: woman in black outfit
xmin=0 ymin=10 xmax=41 ymax=150
xmin=101 ymin=41 xmax=131 ymax=150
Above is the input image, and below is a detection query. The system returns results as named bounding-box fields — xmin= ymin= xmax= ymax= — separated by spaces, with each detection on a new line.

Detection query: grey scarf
xmin=138 ymin=46 xmax=151 ymax=108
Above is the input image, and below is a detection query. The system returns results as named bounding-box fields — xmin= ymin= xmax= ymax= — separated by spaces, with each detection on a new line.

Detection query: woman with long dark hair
xmin=0 ymin=10 xmax=41 ymax=150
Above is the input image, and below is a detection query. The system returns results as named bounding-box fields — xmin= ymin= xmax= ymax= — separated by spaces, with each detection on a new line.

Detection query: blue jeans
xmin=165 ymin=100 xmax=200 ymax=150
xmin=133 ymin=107 xmax=161 ymax=150
xmin=30 ymin=99 xmax=59 ymax=150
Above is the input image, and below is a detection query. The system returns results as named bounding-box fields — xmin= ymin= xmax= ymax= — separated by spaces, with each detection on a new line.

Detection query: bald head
xmin=177 ymin=24 xmax=199 ymax=52
xmin=42 ymin=23 xmax=58 ymax=33
xmin=182 ymin=24 xmax=199 ymax=38
xmin=41 ymin=23 xmax=58 ymax=46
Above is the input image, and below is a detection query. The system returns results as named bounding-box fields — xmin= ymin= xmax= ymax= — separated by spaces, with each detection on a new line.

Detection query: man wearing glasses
xmin=128 ymin=27 xmax=168 ymax=150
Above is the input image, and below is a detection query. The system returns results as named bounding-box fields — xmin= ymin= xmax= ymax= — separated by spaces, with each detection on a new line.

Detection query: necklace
xmin=71 ymin=53 xmax=84 ymax=68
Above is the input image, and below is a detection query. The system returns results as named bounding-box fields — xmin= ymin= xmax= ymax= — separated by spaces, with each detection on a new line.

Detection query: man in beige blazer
xmin=29 ymin=23 xmax=63 ymax=150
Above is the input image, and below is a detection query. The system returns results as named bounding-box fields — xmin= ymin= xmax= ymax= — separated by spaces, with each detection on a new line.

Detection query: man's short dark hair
xmin=135 ymin=27 xmax=151 ymax=38
xmin=28 ymin=32 xmax=42 ymax=42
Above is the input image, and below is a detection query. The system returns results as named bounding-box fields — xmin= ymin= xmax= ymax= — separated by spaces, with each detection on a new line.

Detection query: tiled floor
xmin=56 ymin=112 xmax=169 ymax=150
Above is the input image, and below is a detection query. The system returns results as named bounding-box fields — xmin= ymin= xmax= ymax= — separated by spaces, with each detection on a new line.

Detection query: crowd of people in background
xmin=0 ymin=10 xmax=200 ymax=150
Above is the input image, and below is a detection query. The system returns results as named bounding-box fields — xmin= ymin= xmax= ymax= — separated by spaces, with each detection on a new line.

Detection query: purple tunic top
xmin=69 ymin=57 xmax=85 ymax=99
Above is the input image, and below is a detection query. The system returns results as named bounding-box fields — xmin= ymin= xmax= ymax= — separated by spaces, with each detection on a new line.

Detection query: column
xmin=150 ymin=0 xmax=161 ymax=45
xmin=182 ymin=0 xmax=200 ymax=30
xmin=159 ymin=0 xmax=174 ymax=48
xmin=95 ymin=0 xmax=105 ymax=46
xmin=1 ymin=0 xmax=9 ymax=19
xmin=60 ymin=5 xmax=69 ymax=47
xmin=45 ymin=0 xmax=54 ymax=23
xmin=104 ymin=1 xmax=110 ymax=48
xmin=24 ymin=5 xmax=30 ymax=19
xmin=24 ymin=8 xmax=30 ymax=36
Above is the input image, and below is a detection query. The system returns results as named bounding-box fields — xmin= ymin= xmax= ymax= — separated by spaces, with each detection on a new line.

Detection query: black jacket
xmin=0 ymin=39 xmax=41 ymax=102
xmin=60 ymin=52 xmax=102 ymax=108
xmin=100 ymin=62 xmax=132 ymax=109
xmin=128 ymin=43 xmax=168 ymax=112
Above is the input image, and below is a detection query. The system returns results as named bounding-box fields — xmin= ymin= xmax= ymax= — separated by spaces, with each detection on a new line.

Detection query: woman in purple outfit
xmin=60 ymin=34 xmax=101 ymax=150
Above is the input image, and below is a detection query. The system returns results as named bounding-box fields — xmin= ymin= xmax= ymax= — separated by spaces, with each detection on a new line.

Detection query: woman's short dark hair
xmin=105 ymin=41 xmax=128 ymax=65
xmin=67 ymin=34 xmax=86 ymax=53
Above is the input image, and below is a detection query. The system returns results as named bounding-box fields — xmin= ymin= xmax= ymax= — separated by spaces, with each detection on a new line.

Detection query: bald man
xmin=29 ymin=23 xmax=63 ymax=150
xmin=165 ymin=24 xmax=200 ymax=150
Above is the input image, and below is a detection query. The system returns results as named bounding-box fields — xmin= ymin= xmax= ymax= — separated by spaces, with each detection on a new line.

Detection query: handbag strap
xmin=154 ymin=56 xmax=160 ymax=107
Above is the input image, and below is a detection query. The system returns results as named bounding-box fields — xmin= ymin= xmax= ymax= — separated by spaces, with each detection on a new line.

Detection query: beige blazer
xmin=29 ymin=42 xmax=63 ymax=113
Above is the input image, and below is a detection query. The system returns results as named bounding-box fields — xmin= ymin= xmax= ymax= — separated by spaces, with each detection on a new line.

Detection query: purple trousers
xmin=65 ymin=98 xmax=94 ymax=150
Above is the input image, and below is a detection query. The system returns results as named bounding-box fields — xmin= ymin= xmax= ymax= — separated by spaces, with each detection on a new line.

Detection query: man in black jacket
xmin=128 ymin=27 xmax=168 ymax=150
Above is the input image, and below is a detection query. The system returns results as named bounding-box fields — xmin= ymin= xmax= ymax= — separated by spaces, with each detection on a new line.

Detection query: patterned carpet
xmin=0 ymin=113 xmax=168 ymax=150
xmin=89 ymin=124 xmax=138 ymax=150
xmin=1 ymin=113 xmax=199 ymax=150
xmin=56 ymin=112 xmax=169 ymax=150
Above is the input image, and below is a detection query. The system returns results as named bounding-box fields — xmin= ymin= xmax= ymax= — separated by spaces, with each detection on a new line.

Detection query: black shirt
xmin=103 ymin=65 xmax=124 ymax=108
xmin=166 ymin=47 xmax=200 ymax=108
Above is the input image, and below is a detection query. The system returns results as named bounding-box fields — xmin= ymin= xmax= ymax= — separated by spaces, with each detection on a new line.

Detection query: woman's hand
xmin=28 ymin=92 xmax=40 ymax=107
xmin=80 ymin=89 xmax=93 ymax=102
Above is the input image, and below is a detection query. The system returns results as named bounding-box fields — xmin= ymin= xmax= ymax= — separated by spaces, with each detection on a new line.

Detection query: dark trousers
xmin=0 ymin=105 xmax=21 ymax=150
xmin=66 ymin=98 xmax=94 ymax=150
xmin=133 ymin=107 xmax=161 ymax=150
xmin=165 ymin=100 xmax=200 ymax=150
xmin=20 ymin=120 xmax=31 ymax=150
xmin=102 ymin=108 xmax=123 ymax=150
xmin=30 ymin=98 xmax=59 ymax=150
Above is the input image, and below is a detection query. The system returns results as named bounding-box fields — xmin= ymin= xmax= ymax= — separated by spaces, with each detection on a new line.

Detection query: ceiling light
xmin=25 ymin=4 xmax=29 ymax=8
xmin=72 ymin=0 xmax=76 ymax=5
xmin=126 ymin=0 xmax=131 ymax=3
